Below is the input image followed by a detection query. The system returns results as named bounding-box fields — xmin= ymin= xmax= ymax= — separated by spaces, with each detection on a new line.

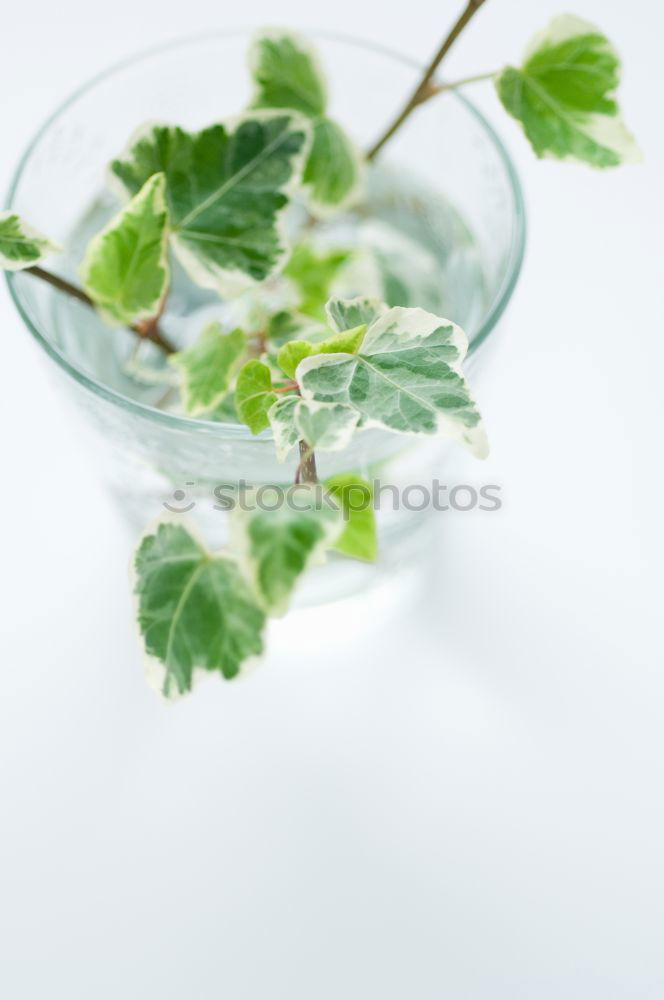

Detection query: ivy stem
xmin=297 ymin=441 xmax=319 ymax=485
xmin=24 ymin=265 xmax=176 ymax=355
xmin=418 ymin=68 xmax=498 ymax=99
xmin=366 ymin=0 xmax=490 ymax=160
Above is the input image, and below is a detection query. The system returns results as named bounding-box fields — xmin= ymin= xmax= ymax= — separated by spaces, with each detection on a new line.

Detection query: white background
xmin=1 ymin=1 xmax=662 ymax=997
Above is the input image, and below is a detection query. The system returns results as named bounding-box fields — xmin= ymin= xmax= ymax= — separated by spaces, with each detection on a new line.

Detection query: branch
xmin=366 ymin=0 xmax=490 ymax=160
xmin=24 ymin=265 xmax=176 ymax=355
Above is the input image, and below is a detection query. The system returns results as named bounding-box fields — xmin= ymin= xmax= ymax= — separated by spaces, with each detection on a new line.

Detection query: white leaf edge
xmin=523 ymin=13 xmax=608 ymax=61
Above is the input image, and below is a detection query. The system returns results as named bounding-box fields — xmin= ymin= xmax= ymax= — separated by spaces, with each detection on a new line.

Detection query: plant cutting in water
xmin=2 ymin=3 xmax=639 ymax=697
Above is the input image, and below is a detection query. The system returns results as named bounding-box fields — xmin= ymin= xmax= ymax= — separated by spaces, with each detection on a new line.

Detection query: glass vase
xmin=5 ymin=30 xmax=525 ymax=605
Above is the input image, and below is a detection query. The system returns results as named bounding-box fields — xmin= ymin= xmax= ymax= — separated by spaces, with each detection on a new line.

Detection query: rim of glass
xmin=4 ymin=27 xmax=526 ymax=436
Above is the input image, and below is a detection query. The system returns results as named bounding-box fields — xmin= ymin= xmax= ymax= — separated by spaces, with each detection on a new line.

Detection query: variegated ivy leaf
xmin=495 ymin=15 xmax=640 ymax=168
xmin=235 ymin=360 xmax=278 ymax=434
xmin=80 ymin=173 xmax=169 ymax=326
xmin=298 ymin=302 xmax=488 ymax=458
xmin=110 ymin=112 xmax=310 ymax=291
xmin=0 ymin=212 xmax=61 ymax=271
xmin=326 ymin=475 xmax=377 ymax=562
xmin=170 ymin=324 xmax=247 ymax=416
xmin=231 ymin=485 xmax=343 ymax=614
xmin=134 ymin=521 xmax=265 ymax=698
xmin=249 ymin=30 xmax=363 ymax=213
xmin=284 ymin=242 xmax=352 ymax=321
xmin=326 ymin=296 xmax=386 ymax=333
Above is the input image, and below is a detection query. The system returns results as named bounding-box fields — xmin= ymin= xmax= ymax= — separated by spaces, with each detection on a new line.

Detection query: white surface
xmin=1 ymin=1 xmax=662 ymax=997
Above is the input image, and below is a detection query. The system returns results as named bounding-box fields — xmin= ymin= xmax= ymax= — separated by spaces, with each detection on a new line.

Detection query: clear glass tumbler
xmin=5 ymin=30 xmax=525 ymax=605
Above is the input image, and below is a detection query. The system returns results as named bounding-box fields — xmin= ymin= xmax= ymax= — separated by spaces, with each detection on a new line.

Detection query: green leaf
xmin=277 ymin=339 xmax=313 ymax=378
xmin=326 ymin=296 xmax=386 ymax=333
xmin=231 ymin=485 xmax=343 ymax=614
xmin=276 ymin=321 xmax=365 ymax=378
xmin=284 ymin=242 xmax=352 ymax=321
xmin=268 ymin=394 xmax=300 ymax=461
xmin=80 ymin=173 xmax=169 ymax=326
xmin=249 ymin=30 xmax=363 ymax=213
xmin=495 ymin=15 xmax=640 ymax=168
xmin=303 ymin=118 xmax=363 ymax=214
xmin=0 ymin=212 xmax=60 ymax=271
xmin=250 ymin=29 xmax=327 ymax=116
xmin=316 ymin=323 xmax=366 ymax=355
xmin=235 ymin=360 xmax=277 ymax=433
xmin=170 ymin=324 xmax=247 ymax=416
xmin=294 ymin=399 xmax=360 ymax=452
xmin=111 ymin=112 xmax=310 ymax=290
xmin=326 ymin=475 xmax=377 ymax=562
xmin=298 ymin=302 xmax=488 ymax=458
xmin=134 ymin=521 xmax=265 ymax=697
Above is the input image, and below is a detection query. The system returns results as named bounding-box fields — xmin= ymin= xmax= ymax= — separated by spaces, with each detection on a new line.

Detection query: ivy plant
xmin=4 ymin=7 xmax=639 ymax=698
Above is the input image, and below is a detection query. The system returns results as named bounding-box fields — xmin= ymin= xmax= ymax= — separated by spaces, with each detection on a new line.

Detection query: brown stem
xmin=366 ymin=0 xmax=490 ymax=161
xmin=27 ymin=265 xmax=93 ymax=307
xmin=25 ymin=265 xmax=176 ymax=354
xmin=134 ymin=288 xmax=172 ymax=352
xmin=134 ymin=315 xmax=174 ymax=355
xmin=297 ymin=440 xmax=318 ymax=485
